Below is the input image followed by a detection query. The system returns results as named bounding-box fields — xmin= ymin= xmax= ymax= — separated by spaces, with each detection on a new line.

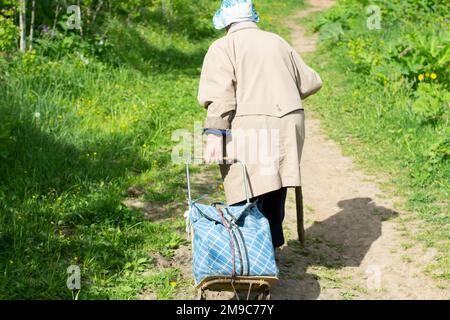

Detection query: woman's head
xmin=213 ymin=0 xmax=260 ymax=30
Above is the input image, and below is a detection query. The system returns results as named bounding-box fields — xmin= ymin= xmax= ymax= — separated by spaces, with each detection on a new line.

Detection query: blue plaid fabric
xmin=189 ymin=202 xmax=278 ymax=284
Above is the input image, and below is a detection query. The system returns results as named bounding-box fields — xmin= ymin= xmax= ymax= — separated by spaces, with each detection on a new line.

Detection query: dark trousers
xmin=234 ymin=187 xmax=288 ymax=248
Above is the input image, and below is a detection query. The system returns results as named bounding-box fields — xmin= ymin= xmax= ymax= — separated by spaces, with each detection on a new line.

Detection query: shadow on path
xmin=272 ymin=197 xmax=399 ymax=299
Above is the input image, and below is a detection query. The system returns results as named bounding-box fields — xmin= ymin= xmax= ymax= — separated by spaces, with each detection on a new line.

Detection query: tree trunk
xmin=29 ymin=0 xmax=36 ymax=51
xmin=18 ymin=0 xmax=27 ymax=53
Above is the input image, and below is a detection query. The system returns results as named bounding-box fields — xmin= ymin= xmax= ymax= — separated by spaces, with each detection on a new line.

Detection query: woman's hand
xmin=204 ymin=133 xmax=223 ymax=164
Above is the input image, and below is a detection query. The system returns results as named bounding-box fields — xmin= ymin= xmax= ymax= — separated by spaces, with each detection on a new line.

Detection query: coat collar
xmin=227 ymin=21 xmax=259 ymax=34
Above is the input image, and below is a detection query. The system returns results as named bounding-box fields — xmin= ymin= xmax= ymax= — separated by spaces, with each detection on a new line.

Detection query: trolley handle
xmin=186 ymin=157 xmax=251 ymax=206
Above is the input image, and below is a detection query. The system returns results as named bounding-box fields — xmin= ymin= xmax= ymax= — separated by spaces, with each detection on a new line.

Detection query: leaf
xmin=319 ymin=22 xmax=345 ymax=42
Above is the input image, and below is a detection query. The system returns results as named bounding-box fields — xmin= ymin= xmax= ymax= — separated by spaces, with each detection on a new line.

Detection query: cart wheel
xmin=256 ymin=288 xmax=271 ymax=300
xmin=256 ymin=289 xmax=265 ymax=300
xmin=197 ymin=288 xmax=206 ymax=300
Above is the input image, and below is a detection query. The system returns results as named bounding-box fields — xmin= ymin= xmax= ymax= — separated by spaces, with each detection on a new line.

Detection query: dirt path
xmin=287 ymin=0 xmax=336 ymax=53
xmin=271 ymin=0 xmax=447 ymax=300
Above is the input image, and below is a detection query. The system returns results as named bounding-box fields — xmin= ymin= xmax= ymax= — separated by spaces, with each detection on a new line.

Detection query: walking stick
xmin=295 ymin=186 xmax=305 ymax=246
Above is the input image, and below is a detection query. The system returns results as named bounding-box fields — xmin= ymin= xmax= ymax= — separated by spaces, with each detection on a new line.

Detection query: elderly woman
xmin=198 ymin=0 xmax=322 ymax=248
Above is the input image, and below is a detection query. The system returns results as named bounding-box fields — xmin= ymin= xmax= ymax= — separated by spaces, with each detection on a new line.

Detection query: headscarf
xmin=213 ymin=0 xmax=260 ymax=30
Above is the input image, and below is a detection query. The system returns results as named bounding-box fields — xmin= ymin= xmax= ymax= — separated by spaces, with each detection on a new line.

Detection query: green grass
xmin=0 ymin=0 xmax=304 ymax=300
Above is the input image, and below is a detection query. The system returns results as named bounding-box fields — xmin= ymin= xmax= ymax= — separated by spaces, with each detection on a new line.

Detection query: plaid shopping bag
xmin=185 ymin=159 xmax=278 ymax=284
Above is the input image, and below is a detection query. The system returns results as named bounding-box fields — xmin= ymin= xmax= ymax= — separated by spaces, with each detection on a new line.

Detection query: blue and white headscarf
xmin=213 ymin=0 xmax=260 ymax=30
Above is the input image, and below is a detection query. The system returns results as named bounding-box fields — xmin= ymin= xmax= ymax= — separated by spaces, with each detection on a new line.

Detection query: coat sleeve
xmin=198 ymin=43 xmax=236 ymax=130
xmin=291 ymin=49 xmax=323 ymax=100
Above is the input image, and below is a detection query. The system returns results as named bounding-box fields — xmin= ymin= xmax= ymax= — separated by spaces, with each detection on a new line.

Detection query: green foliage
xmin=0 ymin=0 xmax=302 ymax=299
xmin=0 ymin=3 xmax=16 ymax=52
xmin=0 ymin=0 xmax=219 ymax=56
xmin=420 ymin=127 xmax=450 ymax=179
xmin=411 ymin=83 xmax=449 ymax=123
xmin=316 ymin=0 xmax=450 ymax=88
xmin=402 ymin=31 xmax=450 ymax=84
xmin=0 ymin=49 xmax=193 ymax=299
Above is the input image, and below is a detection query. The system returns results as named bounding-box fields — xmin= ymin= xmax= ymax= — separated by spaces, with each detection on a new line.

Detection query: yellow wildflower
xmin=418 ymin=74 xmax=424 ymax=81
xmin=430 ymin=73 xmax=437 ymax=80
xmin=170 ymin=281 xmax=177 ymax=288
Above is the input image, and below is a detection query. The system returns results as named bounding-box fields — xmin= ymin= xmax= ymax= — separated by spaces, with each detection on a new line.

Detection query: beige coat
xmin=198 ymin=21 xmax=322 ymax=204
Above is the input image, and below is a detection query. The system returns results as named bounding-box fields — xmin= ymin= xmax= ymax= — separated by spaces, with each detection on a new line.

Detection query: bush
xmin=412 ymin=82 xmax=450 ymax=123
xmin=315 ymin=0 xmax=450 ymax=123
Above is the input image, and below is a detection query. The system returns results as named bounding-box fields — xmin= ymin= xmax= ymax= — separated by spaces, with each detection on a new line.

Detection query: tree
xmin=28 ymin=0 xmax=35 ymax=51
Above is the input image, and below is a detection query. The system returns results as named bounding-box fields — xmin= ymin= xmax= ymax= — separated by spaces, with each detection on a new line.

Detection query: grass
xmin=0 ymin=0 xmax=304 ymax=300
xmin=303 ymin=0 xmax=449 ymax=283
xmin=339 ymin=291 xmax=357 ymax=300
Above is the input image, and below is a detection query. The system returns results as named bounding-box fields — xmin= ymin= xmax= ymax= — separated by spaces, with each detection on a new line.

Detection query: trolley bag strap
xmin=215 ymin=207 xmax=237 ymax=278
